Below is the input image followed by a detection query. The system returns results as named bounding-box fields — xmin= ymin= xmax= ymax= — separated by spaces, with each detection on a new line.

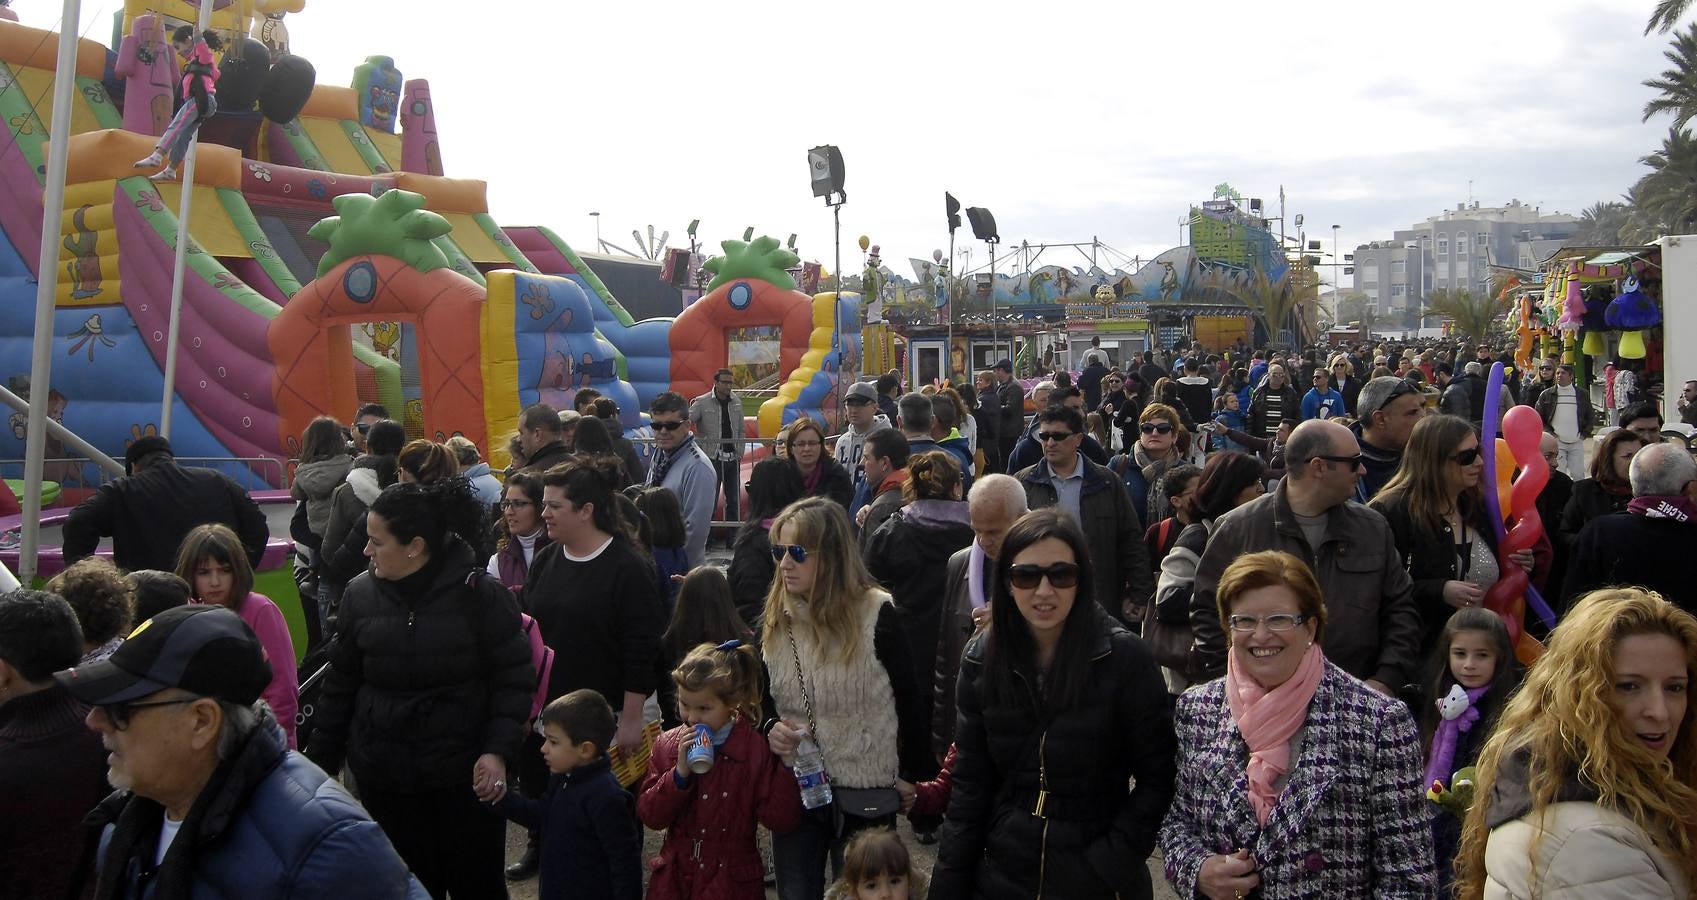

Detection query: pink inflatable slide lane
xmin=506 ymin=227 xmax=573 ymax=274
xmin=113 ymin=185 xmax=285 ymax=468
xmin=0 ymin=128 xmax=42 ymax=279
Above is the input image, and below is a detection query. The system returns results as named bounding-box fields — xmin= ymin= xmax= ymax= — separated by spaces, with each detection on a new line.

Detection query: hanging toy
xmin=1604 ymin=275 xmax=1658 ymax=360
xmin=1423 ymin=684 xmax=1484 ymax=803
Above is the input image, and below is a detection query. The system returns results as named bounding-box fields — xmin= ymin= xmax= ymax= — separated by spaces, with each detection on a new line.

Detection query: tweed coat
xmin=1158 ymin=662 xmax=1437 ymax=899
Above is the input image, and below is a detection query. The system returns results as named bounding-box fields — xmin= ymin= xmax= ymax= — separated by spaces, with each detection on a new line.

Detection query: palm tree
xmin=1423 ymin=288 xmax=1504 ymax=342
xmin=1631 ymin=127 xmax=1697 ymax=238
xmin=1644 ymin=24 xmax=1697 ymax=127
xmin=1575 ymin=201 xmax=1632 ymax=245
xmin=1648 ymin=0 xmax=1691 ymax=33
xmin=1222 ymin=269 xmax=1301 ymax=348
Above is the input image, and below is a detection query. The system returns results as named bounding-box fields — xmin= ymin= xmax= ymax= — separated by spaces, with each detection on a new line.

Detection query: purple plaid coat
xmin=1158 ymin=662 xmax=1437 ymax=898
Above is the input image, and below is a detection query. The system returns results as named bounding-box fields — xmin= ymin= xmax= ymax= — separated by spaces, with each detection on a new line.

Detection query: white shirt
xmin=156 ymin=815 xmax=184 ymax=866
xmin=1552 ymin=385 xmax=1581 ymax=443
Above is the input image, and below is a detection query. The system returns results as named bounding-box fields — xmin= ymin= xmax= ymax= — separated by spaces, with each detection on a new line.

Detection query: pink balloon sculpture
xmin=1483 ymin=404 xmax=1555 ymax=658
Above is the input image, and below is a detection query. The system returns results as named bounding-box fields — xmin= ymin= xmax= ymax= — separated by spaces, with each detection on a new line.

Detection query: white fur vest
xmin=765 ymin=590 xmax=899 ymax=789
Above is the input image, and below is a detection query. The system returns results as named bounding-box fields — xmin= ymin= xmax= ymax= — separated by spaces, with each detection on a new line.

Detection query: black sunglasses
xmin=1366 ymin=379 xmax=1419 ymax=416
xmin=1007 ymin=562 xmax=1080 ymax=590
xmin=1309 ymin=453 xmax=1363 ymax=469
xmin=101 ymin=696 xmax=200 ymax=731
xmin=1036 ymin=431 xmax=1076 ymax=443
xmin=770 ymin=544 xmax=809 ymax=564
xmin=650 ymin=420 xmax=686 ymax=432
xmin=1139 ymin=422 xmax=1174 ymax=435
xmin=356 ymin=422 xmax=372 ymax=434
xmin=1451 ymin=447 xmax=1481 ymax=465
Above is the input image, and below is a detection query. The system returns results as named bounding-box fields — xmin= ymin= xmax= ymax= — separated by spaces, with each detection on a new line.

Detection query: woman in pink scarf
xmin=1158 ymin=550 xmax=1436 ymax=899
xmin=785 ymin=418 xmax=853 ymax=509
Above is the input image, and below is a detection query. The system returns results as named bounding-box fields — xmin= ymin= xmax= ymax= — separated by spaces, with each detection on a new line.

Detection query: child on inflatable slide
xmin=133 ymin=26 xmax=224 ymax=182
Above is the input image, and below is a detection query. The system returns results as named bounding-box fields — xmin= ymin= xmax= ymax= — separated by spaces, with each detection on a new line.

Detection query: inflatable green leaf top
xmin=308 ymin=189 xmax=453 ymax=278
xmin=702 ymin=235 xmax=799 ymax=292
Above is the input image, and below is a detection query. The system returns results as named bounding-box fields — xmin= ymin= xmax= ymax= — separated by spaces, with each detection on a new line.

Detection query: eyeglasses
xmin=650 ymin=420 xmax=686 ymax=432
xmin=1451 ymin=447 xmax=1481 ymax=466
xmin=499 ymin=499 xmax=533 ymax=510
xmin=356 ymin=422 xmax=372 ymax=434
xmin=1036 ymin=431 xmax=1076 ymax=443
xmin=1007 ymin=562 xmax=1080 ymax=590
xmin=770 ymin=544 xmax=810 ymax=564
xmin=1139 ymin=422 xmax=1174 ymax=435
xmin=1308 ymin=453 xmax=1363 ymax=469
xmin=1105 ymin=379 xmax=1122 ymax=385
xmin=100 ymin=696 xmax=200 ymax=731
xmin=1227 ymin=613 xmax=1308 ymax=633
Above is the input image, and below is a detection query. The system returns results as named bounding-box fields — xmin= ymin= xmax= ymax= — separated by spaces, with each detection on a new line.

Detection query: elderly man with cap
xmin=57 ymin=604 xmax=426 ymax=898
xmin=61 ymin=436 xmax=268 ymax=574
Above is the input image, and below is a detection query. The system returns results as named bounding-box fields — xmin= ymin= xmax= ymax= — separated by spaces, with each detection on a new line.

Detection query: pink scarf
xmin=1224 ymin=642 xmax=1324 ymax=825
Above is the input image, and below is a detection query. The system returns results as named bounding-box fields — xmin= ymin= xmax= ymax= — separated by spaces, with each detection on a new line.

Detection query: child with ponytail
xmin=134 ymin=26 xmax=224 ymax=181
xmin=638 ymin=640 xmax=801 ymax=900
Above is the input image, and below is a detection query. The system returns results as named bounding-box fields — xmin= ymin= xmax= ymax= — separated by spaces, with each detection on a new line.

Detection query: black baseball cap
xmin=995 ymin=358 xmax=1013 ymax=372
xmin=55 ymin=605 xmax=272 ymax=706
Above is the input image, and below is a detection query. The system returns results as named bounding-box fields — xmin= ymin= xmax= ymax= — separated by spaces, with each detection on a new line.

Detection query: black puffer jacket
xmin=727 ymin=523 xmax=775 ymax=632
xmin=934 ymin=609 xmax=1176 ymax=900
xmin=864 ymin=499 xmax=975 ymax=730
xmin=799 ymin=456 xmax=855 ymax=509
xmin=305 ymin=537 xmax=534 ymax=793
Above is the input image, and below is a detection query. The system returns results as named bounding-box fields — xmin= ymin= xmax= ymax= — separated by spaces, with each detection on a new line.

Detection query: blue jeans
xmin=772 ymin=805 xmax=895 ymax=900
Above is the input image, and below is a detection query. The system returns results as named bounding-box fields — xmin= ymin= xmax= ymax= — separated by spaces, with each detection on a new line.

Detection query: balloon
xmin=260 ymin=53 xmax=316 ymax=123
xmin=1480 ymin=365 xmax=1554 ymax=662
xmin=858 ymin=235 xmax=870 ymax=252
xmin=1481 ymin=363 xmax=1506 ymax=537
xmin=1493 ymin=438 xmax=1515 ymax=524
xmin=933 ymin=249 xmax=944 ymax=263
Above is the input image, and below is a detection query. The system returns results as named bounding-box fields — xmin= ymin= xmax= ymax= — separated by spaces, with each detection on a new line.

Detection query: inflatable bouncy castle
xmin=0 ymin=2 xmax=852 ymax=493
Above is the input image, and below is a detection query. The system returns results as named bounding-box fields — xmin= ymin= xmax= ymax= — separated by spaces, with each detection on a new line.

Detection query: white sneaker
xmin=148 ymin=166 xmax=178 ymax=182
xmin=132 ymin=151 xmax=163 ymax=169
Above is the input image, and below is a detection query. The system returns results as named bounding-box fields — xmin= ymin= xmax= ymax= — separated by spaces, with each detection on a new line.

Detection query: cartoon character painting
xmin=1159 ymin=261 xmax=1180 ymax=300
xmin=64 ymin=206 xmax=103 ymax=300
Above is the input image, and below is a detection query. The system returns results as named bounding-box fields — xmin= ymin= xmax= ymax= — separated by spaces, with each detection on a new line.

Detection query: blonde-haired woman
xmin=1117 ymin=402 xmax=1193 ymax=528
xmin=1455 ymin=588 xmax=1697 ymax=899
xmin=1328 ymin=353 xmax=1361 ymax=416
xmin=762 ymin=497 xmax=928 ymax=900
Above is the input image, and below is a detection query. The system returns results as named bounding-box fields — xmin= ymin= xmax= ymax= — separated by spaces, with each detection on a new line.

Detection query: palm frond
xmin=1648 ymin=0 xmax=1693 ymax=33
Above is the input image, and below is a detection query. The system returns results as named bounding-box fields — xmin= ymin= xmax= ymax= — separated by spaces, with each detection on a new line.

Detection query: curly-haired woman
xmin=1455 ymin=587 xmax=1696 ymax=899
xmin=45 ymin=556 xmax=133 ymax=664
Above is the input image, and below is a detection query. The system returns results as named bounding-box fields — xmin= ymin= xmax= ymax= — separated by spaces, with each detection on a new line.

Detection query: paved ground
xmin=501 ymin=819 xmax=1181 ymax=899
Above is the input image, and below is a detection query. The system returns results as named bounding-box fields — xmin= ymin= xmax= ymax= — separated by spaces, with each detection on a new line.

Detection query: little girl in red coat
xmin=638 ymin=640 xmax=801 ymax=900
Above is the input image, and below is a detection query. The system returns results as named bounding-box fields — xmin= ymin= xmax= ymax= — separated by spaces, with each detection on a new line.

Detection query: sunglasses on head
xmin=650 ymin=420 xmax=685 ymax=432
xmin=770 ymin=544 xmax=809 ymax=564
xmin=1007 ymin=562 xmax=1080 ymax=590
xmin=1451 ymin=447 xmax=1481 ymax=466
xmin=1139 ymin=422 xmax=1174 ymax=435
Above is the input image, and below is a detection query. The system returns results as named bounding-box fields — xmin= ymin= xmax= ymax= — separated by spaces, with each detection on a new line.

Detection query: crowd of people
xmin=2 ymin=343 xmax=1694 ymax=900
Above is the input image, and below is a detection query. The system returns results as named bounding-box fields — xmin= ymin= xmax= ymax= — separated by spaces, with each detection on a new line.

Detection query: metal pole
xmin=833 ymin=200 xmax=843 ymax=412
xmin=945 ymin=229 xmax=954 ymax=381
xmin=0 ymin=385 xmax=124 ymax=476
xmin=21 ymin=0 xmax=85 ymax=581
xmin=988 ymin=240 xmax=997 ymax=371
xmin=160 ymin=0 xmax=216 ymax=437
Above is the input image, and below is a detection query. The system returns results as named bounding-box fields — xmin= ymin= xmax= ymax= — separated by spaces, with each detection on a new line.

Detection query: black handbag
xmin=785 ymin=613 xmax=901 ymax=827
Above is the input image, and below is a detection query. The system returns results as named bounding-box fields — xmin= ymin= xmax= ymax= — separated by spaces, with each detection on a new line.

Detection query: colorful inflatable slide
xmin=0 ymin=2 xmax=856 ymax=498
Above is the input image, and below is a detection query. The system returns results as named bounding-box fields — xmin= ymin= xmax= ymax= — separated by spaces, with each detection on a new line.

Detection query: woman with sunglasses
xmin=1159 ymin=550 xmax=1435 ymax=898
xmin=1370 ymin=415 xmax=1536 ymax=657
xmin=933 ymin=508 xmax=1176 ymax=899
xmin=1098 ymin=370 xmax=1142 ymax=452
xmin=761 ymin=497 xmax=928 ymax=900
xmin=1116 ymin=402 xmax=1192 ymax=531
xmin=786 ymin=417 xmax=854 ymax=509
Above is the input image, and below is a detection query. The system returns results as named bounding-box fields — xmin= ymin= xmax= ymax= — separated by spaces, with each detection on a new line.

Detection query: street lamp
xmin=590 ymin=211 xmax=601 ymax=253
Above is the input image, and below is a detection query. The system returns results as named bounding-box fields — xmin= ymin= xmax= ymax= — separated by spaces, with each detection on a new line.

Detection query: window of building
xmin=1456 ymin=232 xmax=1469 ymax=256
xmin=1477 ymin=231 xmax=1490 ymax=247
xmin=1437 ymin=234 xmax=1449 ymax=255
xmin=1436 ymin=261 xmax=1450 ymax=279
xmin=1391 ymin=259 xmax=1406 ymax=275
xmin=1392 ymin=284 xmax=1406 ymax=297
xmin=1362 ymin=261 xmax=1379 ymax=284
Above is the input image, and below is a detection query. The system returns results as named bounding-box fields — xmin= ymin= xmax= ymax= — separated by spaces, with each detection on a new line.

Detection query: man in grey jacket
xmin=688 ymin=369 xmax=745 ymax=532
xmin=648 ymin=391 xmax=717 ymax=567
xmin=1188 ymin=419 xmax=1421 ymax=695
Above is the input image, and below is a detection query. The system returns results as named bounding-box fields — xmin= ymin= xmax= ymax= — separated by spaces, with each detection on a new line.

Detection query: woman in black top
xmin=727 ymin=457 xmax=804 ymax=632
xmin=1371 ymin=415 xmax=1535 ymax=659
xmin=305 ymin=478 xmax=533 ymax=899
xmin=1558 ymin=428 xmax=1644 ymax=549
xmin=787 ymin=417 xmax=853 ymax=508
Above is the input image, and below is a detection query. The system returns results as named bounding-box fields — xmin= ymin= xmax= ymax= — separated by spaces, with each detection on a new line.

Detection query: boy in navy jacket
xmin=493 ymin=690 xmax=641 ymax=900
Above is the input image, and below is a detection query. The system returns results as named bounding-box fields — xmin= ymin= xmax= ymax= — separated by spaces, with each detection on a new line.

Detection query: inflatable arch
xmin=268 ymin=255 xmax=488 ymax=453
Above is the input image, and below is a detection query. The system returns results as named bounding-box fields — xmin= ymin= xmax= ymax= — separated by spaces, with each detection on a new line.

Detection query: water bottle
xmin=792 ymin=729 xmax=833 ymax=809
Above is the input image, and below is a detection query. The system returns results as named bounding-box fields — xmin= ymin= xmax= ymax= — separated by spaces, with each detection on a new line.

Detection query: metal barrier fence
xmin=0 ymin=455 xmax=288 ymax=494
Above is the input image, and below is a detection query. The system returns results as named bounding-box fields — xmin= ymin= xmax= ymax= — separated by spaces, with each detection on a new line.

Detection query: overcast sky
xmin=24 ymin=0 xmax=1679 ymax=290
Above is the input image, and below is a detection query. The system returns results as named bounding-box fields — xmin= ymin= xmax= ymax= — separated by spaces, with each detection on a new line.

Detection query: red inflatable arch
xmin=668 ymin=277 xmax=814 ymax=401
